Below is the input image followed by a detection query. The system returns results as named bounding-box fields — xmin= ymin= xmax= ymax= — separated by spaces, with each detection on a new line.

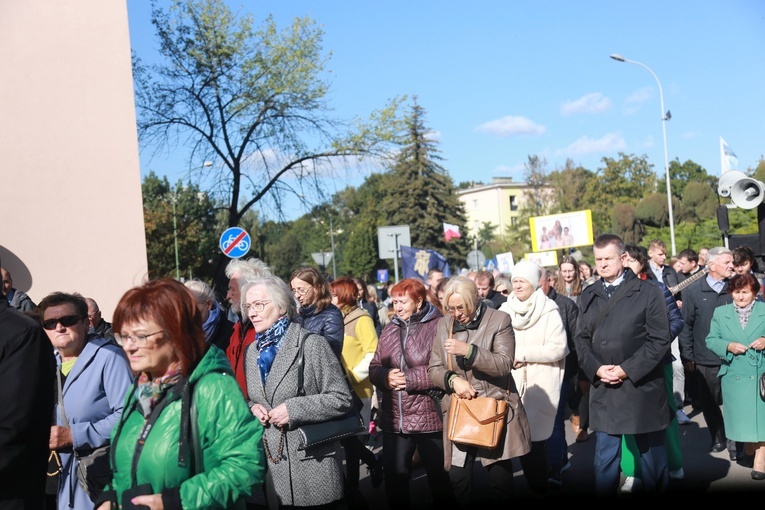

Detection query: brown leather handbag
xmin=445 ymin=317 xmax=509 ymax=449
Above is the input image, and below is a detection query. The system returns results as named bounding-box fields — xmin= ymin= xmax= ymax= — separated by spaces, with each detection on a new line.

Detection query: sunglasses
xmin=42 ymin=315 xmax=83 ymax=331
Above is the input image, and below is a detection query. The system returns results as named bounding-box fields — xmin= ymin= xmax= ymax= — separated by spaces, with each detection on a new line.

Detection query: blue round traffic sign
xmin=220 ymin=227 xmax=251 ymax=259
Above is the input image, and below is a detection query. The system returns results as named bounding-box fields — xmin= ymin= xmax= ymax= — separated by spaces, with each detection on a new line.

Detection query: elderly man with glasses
xmin=85 ymin=297 xmax=113 ymax=340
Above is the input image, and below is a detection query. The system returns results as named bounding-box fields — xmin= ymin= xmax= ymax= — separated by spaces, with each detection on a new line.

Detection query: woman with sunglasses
xmin=290 ymin=267 xmax=344 ymax=359
xmin=97 ymin=278 xmax=264 ymax=510
xmin=39 ymin=292 xmax=133 ymax=510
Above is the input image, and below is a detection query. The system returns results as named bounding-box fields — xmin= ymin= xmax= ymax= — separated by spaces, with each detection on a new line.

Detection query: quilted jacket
xmin=369 ymin=301 xmax=444 ymax=433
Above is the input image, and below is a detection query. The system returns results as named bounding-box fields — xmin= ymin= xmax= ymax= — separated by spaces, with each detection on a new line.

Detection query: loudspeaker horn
xmin=730 ymin=177 xmax=765 ymax=210
xmin=718 ymin=170 xmax=748 ymax=197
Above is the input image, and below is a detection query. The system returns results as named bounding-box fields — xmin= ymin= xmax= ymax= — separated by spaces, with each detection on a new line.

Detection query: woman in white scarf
xmin=498 ymin=260 xmax=568 ymax=494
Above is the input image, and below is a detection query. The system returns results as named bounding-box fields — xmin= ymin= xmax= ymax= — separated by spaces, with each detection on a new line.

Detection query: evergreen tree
xmin=378 ymin=99 xmax=469 ymax=270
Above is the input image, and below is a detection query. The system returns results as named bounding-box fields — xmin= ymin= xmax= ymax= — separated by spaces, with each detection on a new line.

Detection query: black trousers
xmin=340 ymin=435 xmax=377 ymax=489
xmin=449 ymin=450 xmax=515 ymax=507
xmin=518 ymin=440 xmax=549 ymax=494
xmin=381 ymin=431 xmax=454 ymax=509
xmin=694 ymin=364 xmax=727 ymax=444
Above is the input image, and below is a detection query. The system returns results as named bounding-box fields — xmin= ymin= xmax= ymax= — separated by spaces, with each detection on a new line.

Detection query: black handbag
xmin=294 ymin=332 xmax=365 ymax=450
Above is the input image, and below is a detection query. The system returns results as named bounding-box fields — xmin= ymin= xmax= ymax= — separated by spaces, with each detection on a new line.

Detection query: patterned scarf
xmin=257 ymin=315 xmax=291 ymax=385
xmin=735 ymin=300 xmax=756 ymax=330
xmin=202 ymin=301 xmax=223 ymax=342
xmin=135 ymin=362 xmax=182 ymax=417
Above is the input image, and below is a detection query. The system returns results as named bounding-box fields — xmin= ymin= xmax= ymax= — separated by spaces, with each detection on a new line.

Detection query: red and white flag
xmin=444 ymin=222 xmax=461 ymax=242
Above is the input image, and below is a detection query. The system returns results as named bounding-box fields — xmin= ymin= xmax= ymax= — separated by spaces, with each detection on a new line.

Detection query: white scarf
xmin=502 ymin=288 xmax=547 ymax=330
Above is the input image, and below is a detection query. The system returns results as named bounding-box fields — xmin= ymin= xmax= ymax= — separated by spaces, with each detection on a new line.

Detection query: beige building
xmin=457 ymin=177 xmax=546 ymax=239
xmin=1 ymin=0 xmax=147 ymax=320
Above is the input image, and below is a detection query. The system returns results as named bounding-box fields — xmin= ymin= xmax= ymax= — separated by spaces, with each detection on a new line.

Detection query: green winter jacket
xmin=105 ymin=346 xmax=264 ymax=509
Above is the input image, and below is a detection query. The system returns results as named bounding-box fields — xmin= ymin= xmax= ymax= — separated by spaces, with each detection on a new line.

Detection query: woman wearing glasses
xmin=290 ymin=267 xmax=344 ymax=359
xmin=96 ymin=279 xmax=264 ymax=510
xmin=244 ymin=275 xmax=353 ymax=508
xmin=39 ymin=292 xmax=133 ymax=510
xmin=428 ymin=276 xmax=531 ymax=506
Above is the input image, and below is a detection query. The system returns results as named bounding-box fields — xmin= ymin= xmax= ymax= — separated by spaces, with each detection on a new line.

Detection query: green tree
xmin=546 ymin=159 xmax=598 ymax=215
xmin=142 ymin=171 xmax=219 ymax=281
xmin=134 ymin=0 xmax=405 ymax=290
xmin=377 ymin=99 xmax=469 ymax=270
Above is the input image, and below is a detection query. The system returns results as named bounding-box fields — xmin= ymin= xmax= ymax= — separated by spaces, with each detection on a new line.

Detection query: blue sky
xmin=127 ymin=1 xmax=765 ymax=220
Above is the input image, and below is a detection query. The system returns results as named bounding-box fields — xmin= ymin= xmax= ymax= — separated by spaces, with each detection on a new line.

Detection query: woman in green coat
xmin=97 ymin=278 xmax=265 ymax=509
xmin=706 ymin=272 xmax=765 ymax=480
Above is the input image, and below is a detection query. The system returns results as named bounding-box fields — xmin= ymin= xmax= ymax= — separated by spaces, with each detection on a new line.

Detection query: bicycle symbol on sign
xmin=222 ymin=234 xmax=249 ymax=252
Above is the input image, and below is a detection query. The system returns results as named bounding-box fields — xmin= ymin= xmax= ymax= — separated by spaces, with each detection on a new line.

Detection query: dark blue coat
xmin=296 ymin=303 xmax=344 ymax=360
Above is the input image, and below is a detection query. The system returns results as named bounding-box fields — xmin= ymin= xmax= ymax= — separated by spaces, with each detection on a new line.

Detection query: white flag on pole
xmin=720 ymin=137 xmax=738 ymax=175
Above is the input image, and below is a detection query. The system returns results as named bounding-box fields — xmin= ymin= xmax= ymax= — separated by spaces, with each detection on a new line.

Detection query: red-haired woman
xmin=330 ymin=276 xmax=383 ymax=507
xmin=97 ymin=278 xmax=264 ymax=510
xmin=369 ymin=278 xmax=455 ymax=509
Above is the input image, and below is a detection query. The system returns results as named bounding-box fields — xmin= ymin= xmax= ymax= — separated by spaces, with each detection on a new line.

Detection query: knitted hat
xmin=511 ymin=260 xmax=541 ymax=290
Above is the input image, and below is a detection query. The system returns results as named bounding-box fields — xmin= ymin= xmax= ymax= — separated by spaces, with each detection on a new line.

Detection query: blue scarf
xmin=257 ymin=316 xmax=291 ymax=385
xmin=202 ymin=302 xmax=223 ymax=342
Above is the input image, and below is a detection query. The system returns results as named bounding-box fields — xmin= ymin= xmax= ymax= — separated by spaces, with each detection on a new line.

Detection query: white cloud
xmin=560 ymin=93 xmax=611 ymax=116
xmin=557 ymin=133 xmax=626 ymax=156
xmin=475 ymin=116 xmax=545 ymax=137
xmin=623 ymin=86 xmax=653 ymax=114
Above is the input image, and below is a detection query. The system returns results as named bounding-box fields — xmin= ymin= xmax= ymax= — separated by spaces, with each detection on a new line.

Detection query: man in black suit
xmin=0 ymin=284 xmax=56 ymax=509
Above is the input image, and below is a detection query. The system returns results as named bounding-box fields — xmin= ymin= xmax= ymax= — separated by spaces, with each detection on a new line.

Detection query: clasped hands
xmin=728 ymin=337 xmax=765 ymax=355
xmin=250 ymin=402 xmax=290 ymax=428
xmin=596 ymin=364 xmax=627 ymax=385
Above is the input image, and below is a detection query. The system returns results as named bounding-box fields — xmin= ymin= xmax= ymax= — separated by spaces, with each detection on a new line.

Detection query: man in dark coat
xmin=0 ymin=290 xmax=56 ymax=509
xmin=678 ymin=246 xmax=735 ymax=459
xmin=574 ymin=234 xmax=672 ymax=496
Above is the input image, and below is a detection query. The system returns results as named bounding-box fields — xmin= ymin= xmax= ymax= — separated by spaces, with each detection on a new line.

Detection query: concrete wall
xmin=0 ymin=0 xmax=147 ymax=321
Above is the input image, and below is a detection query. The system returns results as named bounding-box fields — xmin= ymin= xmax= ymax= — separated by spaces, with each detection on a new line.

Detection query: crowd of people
xmin=2 ymin=235 xmax=765 ymax=508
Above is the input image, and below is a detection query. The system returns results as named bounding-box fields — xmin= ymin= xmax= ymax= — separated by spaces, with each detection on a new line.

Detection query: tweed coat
xmin=428 ymin=307 xmax=531 ymax=470
xmin=706 ymin=301 xmax=765 ymax=442
xmin=574 ymin=269 xmax=672 ymax=435
xmin=369 ymin=301 xmax=444 ymax=433
xmin=245 ymin=322 xmax=352 ymax=507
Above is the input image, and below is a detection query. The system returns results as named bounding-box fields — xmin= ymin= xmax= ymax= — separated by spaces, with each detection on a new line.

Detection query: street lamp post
xmin=329 ymin=215 xmax=337 ymax=280
xmin=610 ymin=54 xmax=676 ymax=255
xmin=172 ymin=192 xmax=180 ymax=280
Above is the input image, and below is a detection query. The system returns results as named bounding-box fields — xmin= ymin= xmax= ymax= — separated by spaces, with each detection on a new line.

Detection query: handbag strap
xmin=296 ymin=330 xmax=311 ymax=397
xmin=446 ymin=315 xmax=510 ymax=399
xmin=56 ymin=366 xmax=69 ymax=428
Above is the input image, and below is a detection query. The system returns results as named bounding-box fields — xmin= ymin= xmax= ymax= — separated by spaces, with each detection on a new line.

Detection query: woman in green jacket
xmin=97 ymin=278 xmax=265 ymax=509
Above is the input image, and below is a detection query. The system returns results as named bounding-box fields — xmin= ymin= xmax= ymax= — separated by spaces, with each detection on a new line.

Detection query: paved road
xmin=351 ymin=403 xmax=765 ymax=507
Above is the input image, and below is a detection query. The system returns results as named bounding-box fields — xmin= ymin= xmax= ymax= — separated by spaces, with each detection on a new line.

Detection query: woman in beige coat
xmin=499 ymin=260 xmax=567 ymax=494
xmin=428 ymin=276 xmax=531 ymax=506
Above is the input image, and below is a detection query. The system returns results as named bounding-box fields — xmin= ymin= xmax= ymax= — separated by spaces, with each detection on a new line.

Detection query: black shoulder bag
xmin=294 ymin=332 xmax=366 ymax=450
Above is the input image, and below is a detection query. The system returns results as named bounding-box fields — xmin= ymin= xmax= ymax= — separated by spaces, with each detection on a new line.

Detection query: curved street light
xmin=610 ymin=54 xmax=676 ymax=255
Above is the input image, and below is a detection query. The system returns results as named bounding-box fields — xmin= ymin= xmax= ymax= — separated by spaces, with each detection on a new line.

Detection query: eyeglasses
xmin=88 ymin=311 xmax=100 ymax=320
xmin=114 ymin=330 xmax=164 ymax=347
xmin=445 ymin=305 xmax=468 ymax=314
xmin=499 ymin=289 xmax=510 ymax=295
xmin=244 ymin=301 xmax=271 ymax=313
xmin=42 ymin=315 xmax=83 ymax=331
xmin=291 ymin=287 xmax=311 ymax=296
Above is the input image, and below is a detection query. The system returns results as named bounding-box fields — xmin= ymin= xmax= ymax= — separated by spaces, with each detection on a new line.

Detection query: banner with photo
xmin=529 ymin=210 xmax=594 ymax=252
xmin=400 ymin=246 xmax=452 ymax=281
xmin=524 ymin=250 xmax=559 ymax=268
xmin=495 ymin=251 xmax=515 ymax=276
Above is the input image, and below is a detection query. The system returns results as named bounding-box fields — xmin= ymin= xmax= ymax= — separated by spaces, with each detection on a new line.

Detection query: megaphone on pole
xmin=718 ymin=170 xmax=765 ymax=210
